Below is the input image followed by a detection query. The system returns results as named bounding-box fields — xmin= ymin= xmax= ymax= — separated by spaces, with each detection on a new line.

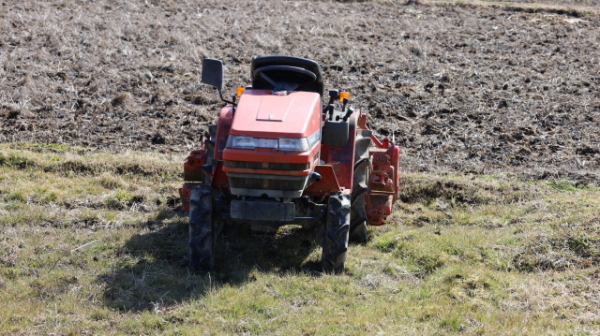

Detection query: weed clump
xmin=513 ymin=220 xmax=600 ymax=272
xmin=111 ymin=93 xmax=131 ymax=107
xmin=0 ymin=153 xmax=35 ymax=169
xmin=104 ymin=190 xmax=144 ymax=209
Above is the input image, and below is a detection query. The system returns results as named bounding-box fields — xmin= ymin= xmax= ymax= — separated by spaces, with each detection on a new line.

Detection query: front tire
xmin=322 ymin=192 xmax=351 ymax=274
xmin=189 ymin=184 xmax=214 ymax=272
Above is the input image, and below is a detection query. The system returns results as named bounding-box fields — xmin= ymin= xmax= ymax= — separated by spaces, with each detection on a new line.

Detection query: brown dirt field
xmin=1 ymin=0 xmax=599 ymax=181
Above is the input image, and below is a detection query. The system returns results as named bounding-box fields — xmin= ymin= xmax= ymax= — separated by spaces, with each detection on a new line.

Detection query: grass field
xmin=1 ymin=144 xmax=599 ymax=335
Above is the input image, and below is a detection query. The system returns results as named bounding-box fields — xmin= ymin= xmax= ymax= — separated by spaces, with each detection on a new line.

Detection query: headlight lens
xmin=278 ymin=137 xmax=310 ymax=152
xmin=227 ymin=135 xmax=257 ymax=149
xmin=227 ymin=129 xmax=320 ymax=152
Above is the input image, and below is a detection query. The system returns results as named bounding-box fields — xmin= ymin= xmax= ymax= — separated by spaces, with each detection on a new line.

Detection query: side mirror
xmin=202 ymin=58 xmax=223 ymax=92
xmin=201 ymin=58 xmax=236 ymax=106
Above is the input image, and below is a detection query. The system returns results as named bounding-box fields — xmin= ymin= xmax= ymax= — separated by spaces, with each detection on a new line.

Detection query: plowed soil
xmin=1 ymin=0 xmax=599 ymax=180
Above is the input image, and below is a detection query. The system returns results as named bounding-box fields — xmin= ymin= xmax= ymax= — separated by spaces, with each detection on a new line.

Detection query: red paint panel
xmin=255 ymin=96 xmax=295 ymax=121
xmin=223 ymin=144 xmax=319 ymax=165
xmin=304 ymin=165 xmax=342 ymax=194
xmin=214 ymin=106 xmax=234 ymax=160
xmin=211 ymin=160 xmax=229 ymax=188
xmin=357 ymin=111 xmax=368 ymax=129
xmin=183 ymin=150 xmax=206 ymax=182
xmin=231 ymin=90 xmax=321 ymax=138
xmin=222 ymin=166 xmax=311 ymax=177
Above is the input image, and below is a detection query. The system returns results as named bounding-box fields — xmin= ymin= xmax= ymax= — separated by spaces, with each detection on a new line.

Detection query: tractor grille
xmin=224 ymin=160 xmax=309 ymax=171
xmin=228 ymin=174 xmax=307 ymax=191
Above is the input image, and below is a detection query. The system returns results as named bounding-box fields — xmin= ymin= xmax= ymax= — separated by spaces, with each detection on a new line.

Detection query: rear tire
xmin=322 ymin=192 xmax=351 ymax=274
xmin=350 ymin=129 xmax=372 ymax=243
xmin=189 ymin=184 xmax=214 ymax=272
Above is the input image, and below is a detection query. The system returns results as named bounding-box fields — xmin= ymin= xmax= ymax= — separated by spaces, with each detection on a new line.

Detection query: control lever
xmin=341 ymin=97 xmax=348 ymax=113
xmin=342 ymin=106 xmax=354 ymax=122
xmin=327 ymin=104 xmax=335 ymax=121
xmin=328 ymin=89 xmax=339 ymax=105
xmin=326 ymin=89 xmax=339 ymax=121
xmin=336 ymin=97 xmax=351 ymax=121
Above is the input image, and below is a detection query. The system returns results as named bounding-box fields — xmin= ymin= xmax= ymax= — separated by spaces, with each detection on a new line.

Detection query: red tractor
xmin=180 ymin=56 xmax=400 ymax=274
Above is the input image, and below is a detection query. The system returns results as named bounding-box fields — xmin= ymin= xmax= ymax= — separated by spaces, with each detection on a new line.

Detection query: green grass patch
xmin=1 ymin=146 xmax=600 ymax=334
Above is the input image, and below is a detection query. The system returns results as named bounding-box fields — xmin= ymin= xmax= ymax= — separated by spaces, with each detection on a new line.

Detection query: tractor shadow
xmin=97 ymin=208 xmax=321 ymax=312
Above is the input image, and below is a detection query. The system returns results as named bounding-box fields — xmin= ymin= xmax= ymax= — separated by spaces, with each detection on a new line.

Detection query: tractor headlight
xmin=227 ymin=129 xmax=320 ymax=152
xmin=227 ymin=135 xmax=257 ymax=149
xmin=278 ymin=137 xmax=310 ymax=152
xmin=227 ymin=135 xmax=279 ymax=150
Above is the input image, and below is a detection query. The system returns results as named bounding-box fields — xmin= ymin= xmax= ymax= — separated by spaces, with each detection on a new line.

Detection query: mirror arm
xmin=217 ymin=87 xmax=236 ymax=107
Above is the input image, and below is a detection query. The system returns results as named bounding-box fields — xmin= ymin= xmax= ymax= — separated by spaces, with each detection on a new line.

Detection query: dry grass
xmin=1 ymin=145 xmax=600 ymax=335
xmin=1 ymin=0 xmax=599 ymax=180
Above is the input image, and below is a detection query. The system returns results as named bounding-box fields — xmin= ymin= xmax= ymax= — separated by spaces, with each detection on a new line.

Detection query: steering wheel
xmin=253 ymin=65 xmax=317 ymax=90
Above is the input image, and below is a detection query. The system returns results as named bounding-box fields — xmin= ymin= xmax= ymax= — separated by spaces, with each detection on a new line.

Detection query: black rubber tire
xmin=322 ymin=191 xmax=351 ymax=274
xmin=350 ymin=129 xmax=372 ymax=243
xmin=188 ymin=184 xmax=214 ymax=272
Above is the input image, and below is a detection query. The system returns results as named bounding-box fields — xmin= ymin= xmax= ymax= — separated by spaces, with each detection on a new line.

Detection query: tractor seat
xmin=251 ymin=56 xmax=324 ymax=96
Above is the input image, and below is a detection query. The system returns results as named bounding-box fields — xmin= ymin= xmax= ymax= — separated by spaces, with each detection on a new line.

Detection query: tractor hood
xmin=230 ymin=90 xmax=321 ymax=138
